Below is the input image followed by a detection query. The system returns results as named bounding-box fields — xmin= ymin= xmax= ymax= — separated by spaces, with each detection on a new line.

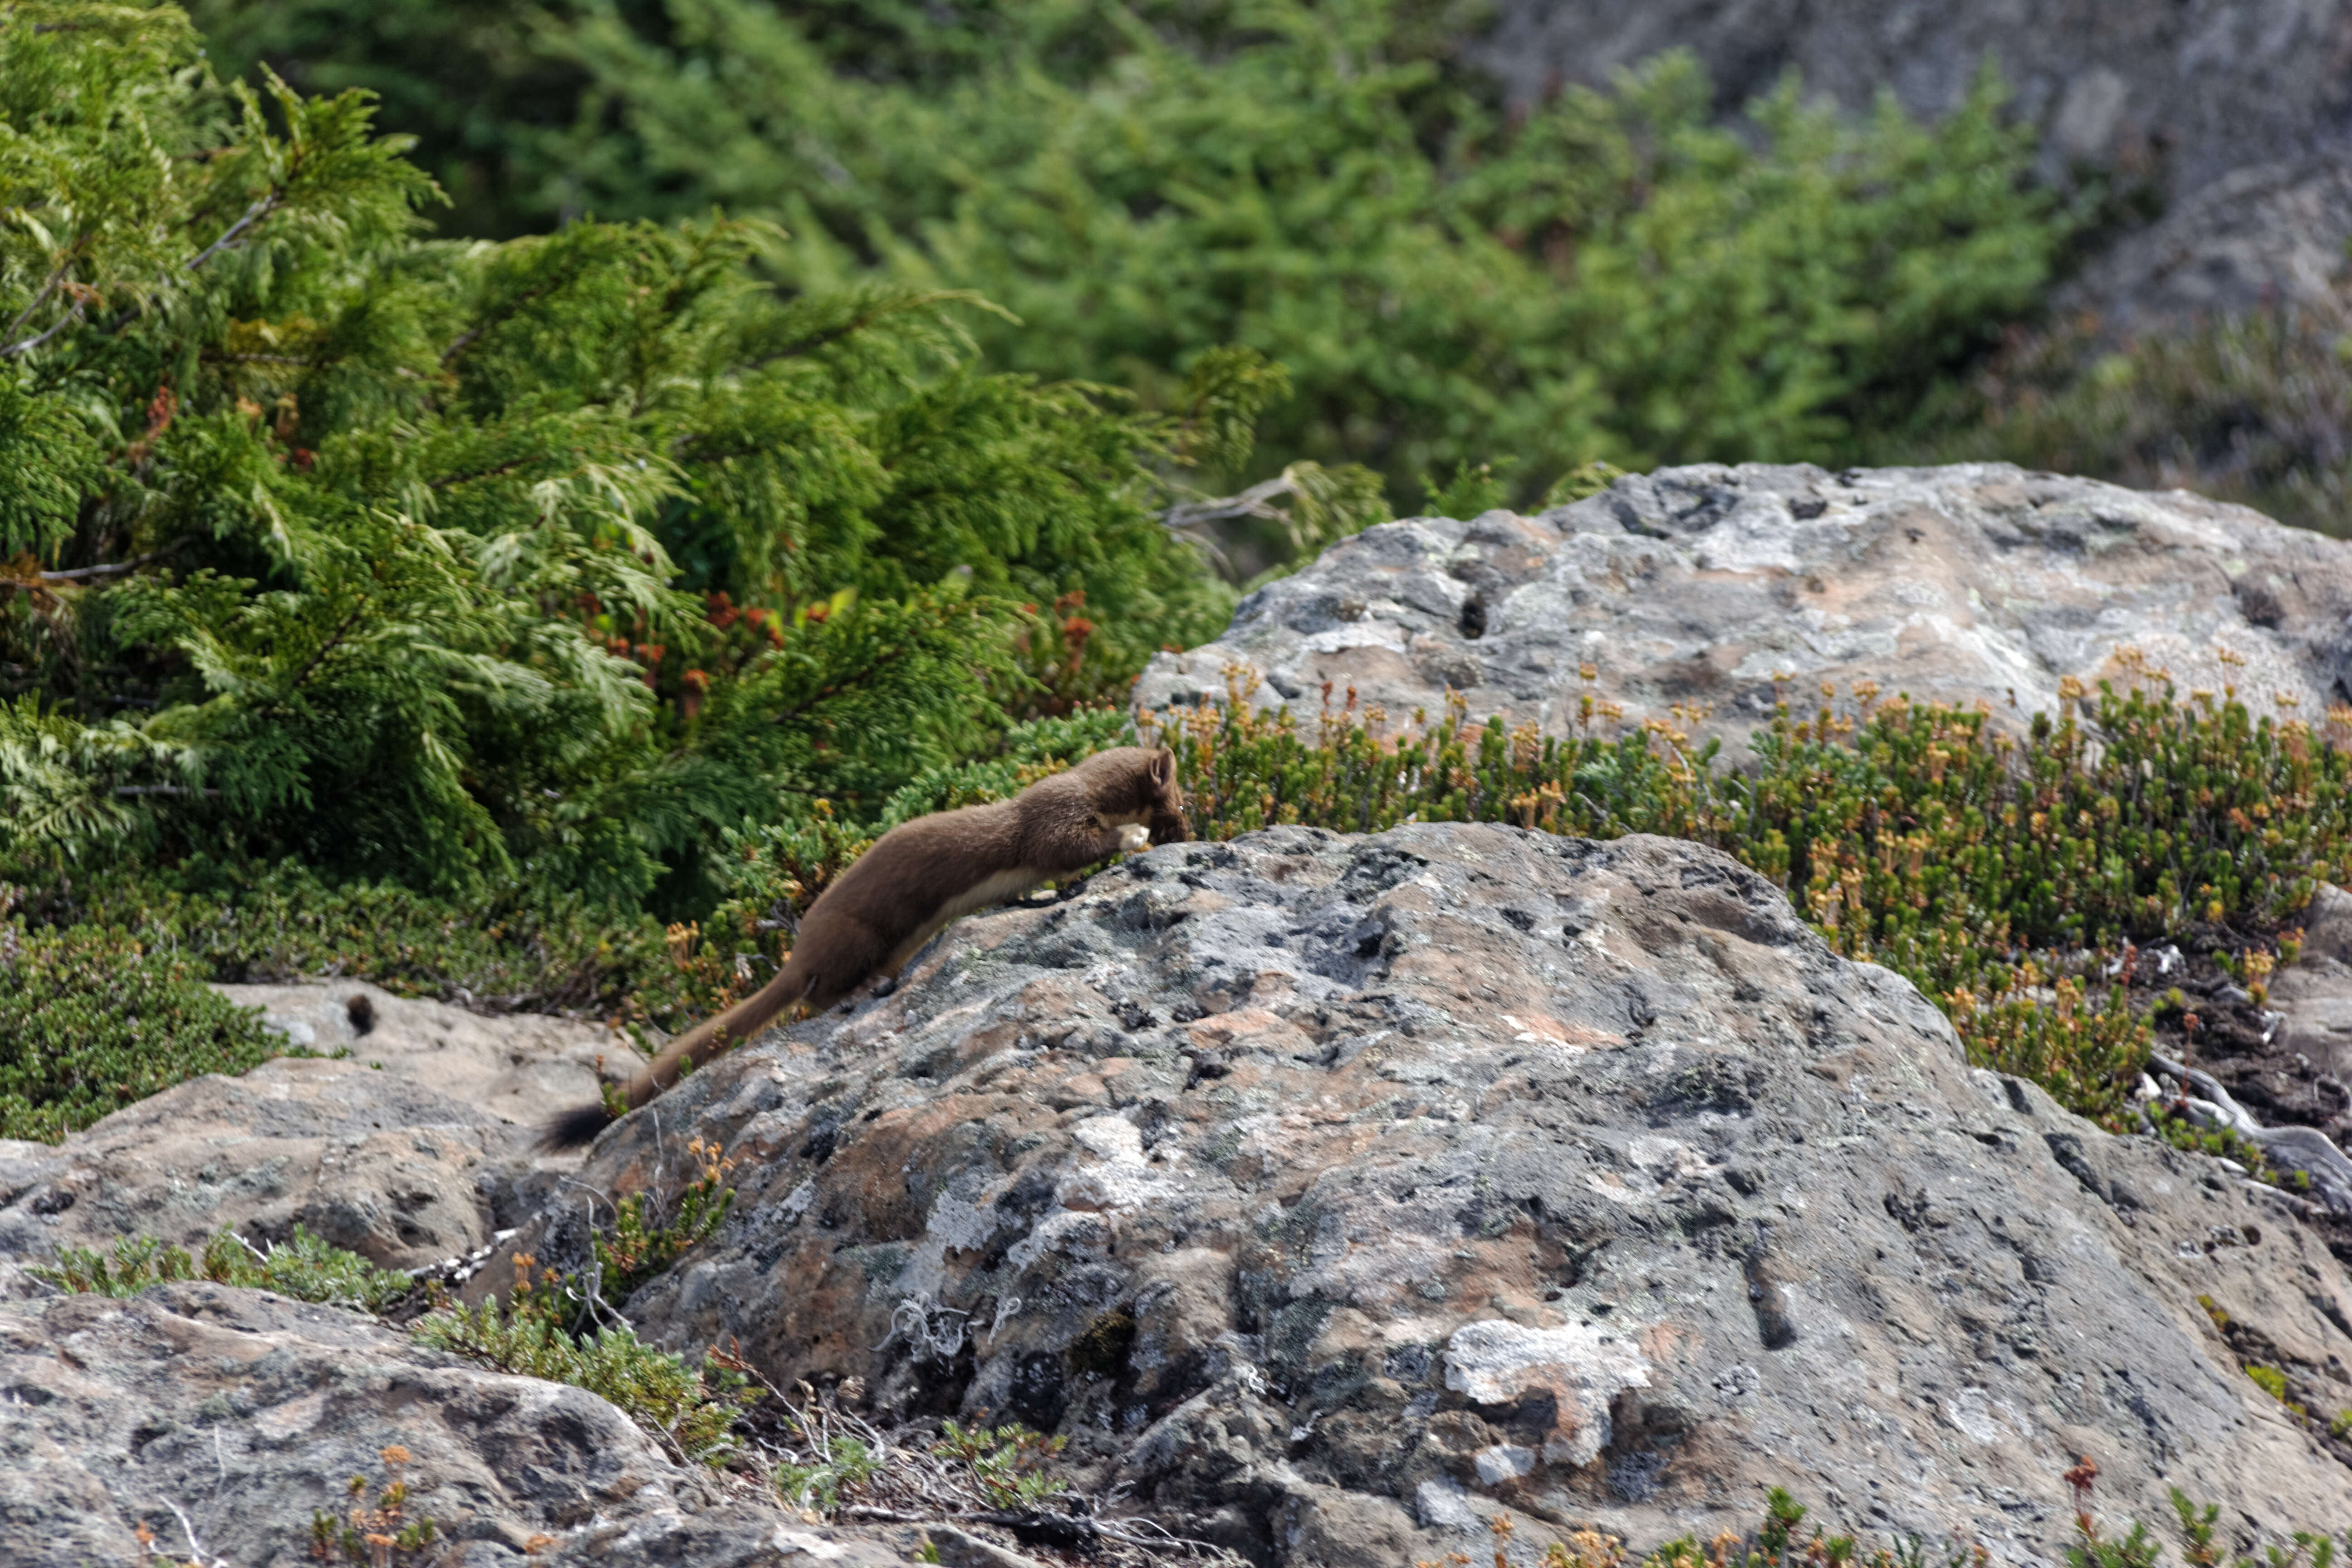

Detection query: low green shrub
xmin=764 ymin=1400 xmax=1076 ymax=1521
xmin=773 ymin=1429 xmax=883 ymax=1518
xmin=29 ymin=1225 xmax=413 ymax=1312
xmin=596 ymin=1137 xmax=737 ymax=1300
xmin=931 ymin=1419 xmax=1073 ymax=1512
xmin=311 ymin=1450 xmax=440 ymax=1568
xmin=2150 ymin=1483 xmax=2342 ymax=1568
xmin=2144 ymin=1104 xmax=2279 ymax=1180
xmin=10 ymin=858 xmax=680 ymax=1019
xmin=412 ymin=1254 xmax=756 ymax=1466
xmin=0 ymin=857 xmax=714 ymax=1143
xmin=0 ymin=917 xmax=291 ymax=1141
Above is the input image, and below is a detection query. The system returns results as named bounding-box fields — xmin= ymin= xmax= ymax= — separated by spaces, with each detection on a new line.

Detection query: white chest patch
xmin=937 ymin=867 xmax=1049 ymax=922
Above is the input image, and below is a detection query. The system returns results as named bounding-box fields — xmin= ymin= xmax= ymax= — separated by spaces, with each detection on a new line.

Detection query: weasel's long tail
xmin=538 ymin=956 xmax=811 ymax=1151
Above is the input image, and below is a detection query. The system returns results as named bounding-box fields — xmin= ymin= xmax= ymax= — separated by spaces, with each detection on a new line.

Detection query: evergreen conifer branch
xmin=0 ymin=5 xmax=1235 ymax=897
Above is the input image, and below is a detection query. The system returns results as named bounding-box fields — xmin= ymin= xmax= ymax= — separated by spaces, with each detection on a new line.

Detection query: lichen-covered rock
xmin=1135 ymin=464 xmax=2352 ymax=763
xmin=0 ymin=1272 xmax=833 ymax=1568
xmin=2270 ymin=887 xmax=2352 ymax=1087
xmin=0 ymin=984 xmax=634 ymax=1271
xmin=518 ymin=825 xmax=2352 ymax=1563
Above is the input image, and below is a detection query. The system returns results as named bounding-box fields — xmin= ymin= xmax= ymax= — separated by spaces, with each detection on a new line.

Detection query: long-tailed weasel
xmin=540 ymin=745 xmax=1186 ymax=1149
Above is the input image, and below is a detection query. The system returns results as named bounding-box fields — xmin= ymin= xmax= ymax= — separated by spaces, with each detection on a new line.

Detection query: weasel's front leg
xmin=1041 ymin=819 xmax=1152 ymax=875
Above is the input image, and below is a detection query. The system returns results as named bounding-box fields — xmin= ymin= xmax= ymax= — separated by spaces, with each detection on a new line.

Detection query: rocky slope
xmin=0 ymin=983 xmax=626 ymax=1273
xmin=1465 ymin=1 xmax=2352 ymax=332
xmin=512 ymin=825 xmax=2352 ymax=1563
xmin=0 ymin=1262 xmax=996 ymax=1568
xmin=1137 ymin=462 xmax=2352 ymax=762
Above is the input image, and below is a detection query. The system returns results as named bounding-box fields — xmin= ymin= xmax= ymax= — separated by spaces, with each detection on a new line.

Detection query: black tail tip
xmin=539 ymin=1101 xmax=617 ymax=1152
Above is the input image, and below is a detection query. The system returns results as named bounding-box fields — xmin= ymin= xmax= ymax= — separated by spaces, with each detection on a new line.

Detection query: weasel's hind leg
xmin=880 ymin=910 xmax=960 ymax=991
xmin=795 ymin=909 xmax=903 ymax=1011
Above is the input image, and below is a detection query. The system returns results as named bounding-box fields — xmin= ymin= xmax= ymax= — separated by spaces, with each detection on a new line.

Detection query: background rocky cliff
xmin=1471 ymin=0 xmax=2352 ymax=333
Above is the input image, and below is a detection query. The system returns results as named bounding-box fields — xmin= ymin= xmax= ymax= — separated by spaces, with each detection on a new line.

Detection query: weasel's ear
xmin=1149 ymin=747 xmax=1176 ymax=790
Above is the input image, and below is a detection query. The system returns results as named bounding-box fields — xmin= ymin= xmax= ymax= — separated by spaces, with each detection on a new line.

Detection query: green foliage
xmin=2146 ymin=1104 xmax=2278 ymax=1179
xmin=2158 ymin=1487 xmax=2345 ymax=1568
xmin=546 ymin=5 xmax=2067 ymax=498
xmin=1423 ymin=461 xmax=1511 ymax=521
xmin=2068 ymin=1519 xmax=2165 ymax=1568
xmin=9 ymin=853 xmax=682 ymax=1013
xmin=188 ymin=0 xmax=586 ymax=241
xmin=30 ymin=1224 xmax=413 ymax=1311
xmin=311 ymin=1450 xmax=440 ymax=1568
xmin=1143 ymin=671 xmax=2352 ymax=1125
xmin=0 ymin=911 xmax=290 ymax=1140
xmin=931 ymin=1418 xmax=1073 ymax=1511
xmin=409 ymin=1140 xmax=749 ymax=1462
xmin=1937 ymin=300 xmax=2352 ymax=540
xmin=1 ymin=8 xmax=1240 ymax=916
xmin=763 ymin=1403 xmax=1075 ymax=1520
xmin=1543 ymin=460 xmax=1630 ymax=508
xmin=412 ymin=1255 xmax=757 ymax=1465
xmin=1735 ymin=672 xmax=2350 ymax=947
xmin=186 ymin=1 xmax=2072 ymax=503
xmin=596 ymin=1136 xmax=736 ymax=1298
xmin=774 ymin=1431 xmax=882 ymax=1516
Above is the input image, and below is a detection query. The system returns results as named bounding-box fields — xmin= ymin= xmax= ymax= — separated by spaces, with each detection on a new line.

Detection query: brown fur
xmin=541 ymin=746 xmax=1185 ymax=1149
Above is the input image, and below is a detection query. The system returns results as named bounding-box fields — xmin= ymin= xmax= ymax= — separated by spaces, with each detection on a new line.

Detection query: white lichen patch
xmin=1056 ymin=1113 xmax=1187 ymax=1215
xmin=1443 ymin=1318 xmax=1652 ymax=1470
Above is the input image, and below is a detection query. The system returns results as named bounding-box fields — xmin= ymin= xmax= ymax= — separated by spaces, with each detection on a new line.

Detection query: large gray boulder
xmin=1465 ymin=2 xmax=2352 ymax=332
xmin=1135 ymin=463 xmax=2352 ymax=763
xmin=516 ymin=825 xmax=2352 ymax=1564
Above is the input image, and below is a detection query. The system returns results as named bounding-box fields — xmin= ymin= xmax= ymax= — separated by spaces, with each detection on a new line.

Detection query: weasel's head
xmin=1142 ymin=745 xmax=1188 ymax=843
xmin=1084 ymin=745 xmax=1187 ymax=843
